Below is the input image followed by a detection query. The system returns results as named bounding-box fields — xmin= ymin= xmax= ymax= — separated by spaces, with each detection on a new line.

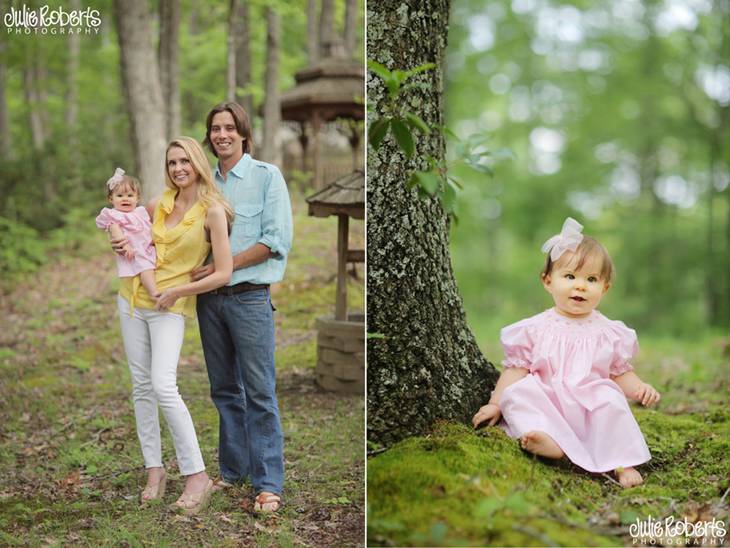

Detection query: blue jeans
xmin=196 ymin=288 xmax=284 ymax=494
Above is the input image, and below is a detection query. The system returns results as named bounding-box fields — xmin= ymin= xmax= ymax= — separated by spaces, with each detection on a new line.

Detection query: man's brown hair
xmin=203 ymin=102 xmax=253 ymax=157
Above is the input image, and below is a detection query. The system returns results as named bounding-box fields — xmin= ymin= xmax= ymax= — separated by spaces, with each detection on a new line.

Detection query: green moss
xmin=368 ymin=409 xmax=729 ymax=547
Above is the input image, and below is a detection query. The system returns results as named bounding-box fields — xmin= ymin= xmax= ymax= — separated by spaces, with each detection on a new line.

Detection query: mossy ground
xmin=0 ymin=191 xmax=365 ymax=546
xmin=367 ymin=336 xmax=730 ymax=547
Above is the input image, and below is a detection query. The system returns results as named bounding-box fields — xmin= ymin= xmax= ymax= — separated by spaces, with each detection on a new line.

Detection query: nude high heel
xmin=140 ymin=471 xmax=167 ymax=503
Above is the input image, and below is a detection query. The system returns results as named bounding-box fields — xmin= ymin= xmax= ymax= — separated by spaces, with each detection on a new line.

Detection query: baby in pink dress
xmin=472 ymin=218 xmax=661 ymax=488
xmin=95 ymin=168 xmax=158 ymax=298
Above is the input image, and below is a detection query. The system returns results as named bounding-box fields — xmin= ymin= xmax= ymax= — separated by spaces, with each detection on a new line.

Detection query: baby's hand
xmin=635 ymin=382 xmax=661 ymax=407
xmin=472 ymin=403 xmax=501 ymax=428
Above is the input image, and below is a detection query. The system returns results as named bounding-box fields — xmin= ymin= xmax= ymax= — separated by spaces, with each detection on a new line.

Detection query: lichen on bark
xmin=367 ymin=0 xmax=499 ymax=447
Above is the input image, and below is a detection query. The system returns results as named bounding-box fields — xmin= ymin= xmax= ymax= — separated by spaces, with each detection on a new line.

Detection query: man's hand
xmin=191 ymin=263 xmax=214 ymax=281
xmin=155 ymin=288 xmax=180 ymax=311
xmin=472 ymin=403 xmax=502 ymax=428
xmin=634 ymin=383 xmax=661 ymax=407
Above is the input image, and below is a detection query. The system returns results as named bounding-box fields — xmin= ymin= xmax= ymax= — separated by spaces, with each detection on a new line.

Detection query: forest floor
xmin=0 ymin=192 xmax=365 ymax=547
xmin=368 ymin=335 xmax=730 ymax=546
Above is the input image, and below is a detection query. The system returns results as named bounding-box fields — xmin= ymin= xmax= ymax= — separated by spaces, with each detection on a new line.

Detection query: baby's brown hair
xmin=541 ymin=236 xmax=615 ymax=284
xmin=107 ymin=175 xmax=142 ymax=199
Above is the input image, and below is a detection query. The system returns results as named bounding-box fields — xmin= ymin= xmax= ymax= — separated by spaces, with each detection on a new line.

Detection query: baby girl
xmin=472 ymin=218 xmax=660 ymax=488
xmin=95 ymin=168 xmax=158 ymax=299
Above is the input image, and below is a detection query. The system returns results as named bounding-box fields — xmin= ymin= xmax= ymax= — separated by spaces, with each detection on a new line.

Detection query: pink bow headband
xmin=106 ymin=167 xmax=125 ymax=191
xmin=541 ymin=217 xmax=584 ymax=261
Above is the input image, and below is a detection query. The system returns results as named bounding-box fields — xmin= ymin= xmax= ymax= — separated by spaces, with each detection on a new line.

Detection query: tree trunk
xmin=319 ymin=0 xmax=334 ymax=58
xmin=367 ymin=0 xmax=498 ymax=447
xmin=65 ymin=0 xmax=80 ymax=132
xmin=307 ymin=0 xmax=319 ymax=66
xmin=23 ymin=51 xmax=46 ymax=151
xmin=226 ymin=0 xmax=238 ymax=102
xmin=0 ymin=0 xmax=10 ymax=159
xmin=235 ymin=1 xmax=253 ymax=115
xmin=261 ymin=7 xmax=281 ymax=165
xmin=113 ymin=0 xmax=167 ymax=199
xmin=159 ymin=0 xmax=181 ymax=140
xmin=34 ymin=61 xmax=50 ymax=133
xmin=344 ymin=0 xmax=358 ymax=59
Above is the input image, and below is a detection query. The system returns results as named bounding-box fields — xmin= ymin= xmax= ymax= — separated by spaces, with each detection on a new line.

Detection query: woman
xmin=114 ymin=137 xmax=233 ymax=515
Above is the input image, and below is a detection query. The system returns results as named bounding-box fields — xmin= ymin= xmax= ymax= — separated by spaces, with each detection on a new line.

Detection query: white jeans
xmin=117 ymin=295 xmax=205 ymax=475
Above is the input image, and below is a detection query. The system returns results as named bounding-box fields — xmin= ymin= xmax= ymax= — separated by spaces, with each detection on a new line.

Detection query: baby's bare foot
xmin=520 ymin=431 xmax=565 ymax=459
xmin=616 ymin=467 xmax=643 ymax=488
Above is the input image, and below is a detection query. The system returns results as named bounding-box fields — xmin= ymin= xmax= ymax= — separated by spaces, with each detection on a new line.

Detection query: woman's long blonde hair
xmin=165 ymin=136 xmax=234 ymax=224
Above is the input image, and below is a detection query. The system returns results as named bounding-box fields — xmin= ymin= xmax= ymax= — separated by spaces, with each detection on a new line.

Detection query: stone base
xmin=315 ymin=314 xmax=364 ymax=395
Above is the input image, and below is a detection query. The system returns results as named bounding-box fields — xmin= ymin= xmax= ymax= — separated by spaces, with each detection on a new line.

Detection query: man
xmin=191 ymin=101 xmax=293 ymax=512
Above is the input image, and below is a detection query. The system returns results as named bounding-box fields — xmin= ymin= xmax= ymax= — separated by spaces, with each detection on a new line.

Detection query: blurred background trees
xmin=445 ymin=0 xmax=730 ymax=340
xmin=0 ymin=0 xmax=363 ymax=281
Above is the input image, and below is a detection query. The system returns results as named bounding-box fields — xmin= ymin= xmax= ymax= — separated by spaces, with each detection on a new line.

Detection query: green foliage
xmin=367 ymin=60 xmax=434 ymax=158
xmin=369 ymin=60 xmax=512 ymax=219
xmin=0 ymin=217 xmax=47 ymax=280
xmin=445 ymin=0 xmax=730 ymax=335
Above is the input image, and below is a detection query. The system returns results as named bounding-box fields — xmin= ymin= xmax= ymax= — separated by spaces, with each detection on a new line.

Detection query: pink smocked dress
xmin=498 ymin=308 xmax=651 ymax=473
xmin=95 ymin=207 xmax=156 ymax=277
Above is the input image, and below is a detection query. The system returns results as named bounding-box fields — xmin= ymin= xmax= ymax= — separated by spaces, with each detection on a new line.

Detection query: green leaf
xmin=442 ymin=180 xmax=458 ymax=213
xmin=404 ymin=62 xmax=436 ymax=78
xmin=429 ymin=522 xmax=448 ymax=543
xmin=467 ymin=132 xmax=491 ymax=149
xmin=620 ymin=510 xmax=640 ymax=525
xmin=367 ymin=332 xmax=387 ymax=340
xmin=465 ymin=160 xmax=494 ymax=176
xmin=391 ymin=119 xmax=415 ymax=158
xmin=392 ymin=69 xmax=407 ymax=88
xmin=474 ymin=497 xmax=503 ymax=518
xmin=493 ymin=148 xmax=516 ymax=160
xmin=385 ymin=76 xmax=400 ymax=97
xmin=411 ymin=170 xmax=440 ymax=195
xmin=443 ymin=127 xmax=460 ymax=141
xmin=368 ymin=118 xmax=390 ymax=150
xmin=404 ymin=112 xmax=431 ymax=134
xmin=447 ymin=175 xmax=463 ymax=190
xmin=367 ymin=60 xmax=391 ymax=81
xmin=504 ymin=493 xmax=531 ymax=514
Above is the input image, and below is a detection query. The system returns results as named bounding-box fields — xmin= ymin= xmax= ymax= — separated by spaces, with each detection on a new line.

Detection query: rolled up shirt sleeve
xmin=258 ymin=167 xmax=293 ymax=258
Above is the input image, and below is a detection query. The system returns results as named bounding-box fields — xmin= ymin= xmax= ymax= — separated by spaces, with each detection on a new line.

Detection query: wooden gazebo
xmin=281 ymin=45 xmax=364 ymax=188
xmin=305 ymin=170 xmax=364 ymax=394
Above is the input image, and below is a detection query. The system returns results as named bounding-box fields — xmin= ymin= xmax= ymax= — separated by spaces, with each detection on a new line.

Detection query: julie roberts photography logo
xmin=3 ymin=4 xmax=101 ymax=35
xmin=630 ymin=515 xmax=726 ymax=546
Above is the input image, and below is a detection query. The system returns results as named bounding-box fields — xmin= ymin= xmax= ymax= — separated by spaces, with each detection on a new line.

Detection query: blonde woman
xmin=112 ymin=137 xmax=233 ymax=514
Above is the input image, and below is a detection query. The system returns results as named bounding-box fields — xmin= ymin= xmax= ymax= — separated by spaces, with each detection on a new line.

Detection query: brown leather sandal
xmin=254 ymin=492 xmax=281 ymax=513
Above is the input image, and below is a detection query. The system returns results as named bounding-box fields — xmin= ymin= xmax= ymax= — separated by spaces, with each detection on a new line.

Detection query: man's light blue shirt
xmin=214 ymin=153 xmax=293 ymax=285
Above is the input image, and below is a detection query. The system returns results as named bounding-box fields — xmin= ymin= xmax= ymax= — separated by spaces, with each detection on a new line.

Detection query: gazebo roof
xmin=281 ymin=55 xmax=364 ymax=123
xmin=306 ymin=170 xmax=364 ymax=220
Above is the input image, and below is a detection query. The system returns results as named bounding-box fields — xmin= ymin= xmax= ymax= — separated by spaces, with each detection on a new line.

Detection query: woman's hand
xmin=110 ymin=235 xmax=129 ymax=255
xmin=155 ymin=288 xmax=180 ymax=311
xmin=472 ymin=403 xmax=501 ymax=428
xmin=635 ymin=382 xmax=661 ymax=407
xmin=123 ymin=244 xmax=135 ymax=260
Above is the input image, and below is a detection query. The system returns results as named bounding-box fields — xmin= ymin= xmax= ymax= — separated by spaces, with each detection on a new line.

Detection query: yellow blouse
xmin=119 ymin=188 xmax=210 ymax=317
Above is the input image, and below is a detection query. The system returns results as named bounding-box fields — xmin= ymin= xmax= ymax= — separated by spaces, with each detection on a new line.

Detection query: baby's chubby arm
xmin=107 ymin=223 xmax=134 ymax=259
xmin=472 ymin=366 xmax=529 ymax=428
xmin=611 ymin=371 xmax=661 ymax=407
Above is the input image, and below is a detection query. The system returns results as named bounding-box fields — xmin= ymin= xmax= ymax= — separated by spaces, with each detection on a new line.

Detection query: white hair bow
xmin=541 ymin=217 xmax=584 ymax=261
xmin=106 ymin=167 xmax=125 ymax=190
